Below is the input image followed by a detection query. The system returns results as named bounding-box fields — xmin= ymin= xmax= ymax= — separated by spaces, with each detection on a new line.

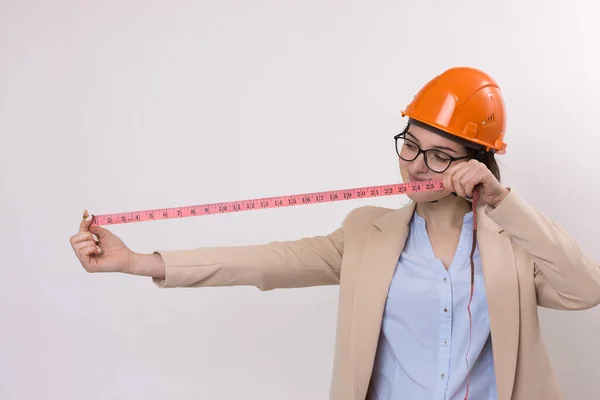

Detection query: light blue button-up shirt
xmin=368 ymin=210 xmax=498 ymax=400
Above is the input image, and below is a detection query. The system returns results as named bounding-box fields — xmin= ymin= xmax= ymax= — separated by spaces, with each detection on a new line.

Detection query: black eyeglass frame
xmin=393 ymin=130 xmax=470 ymax=173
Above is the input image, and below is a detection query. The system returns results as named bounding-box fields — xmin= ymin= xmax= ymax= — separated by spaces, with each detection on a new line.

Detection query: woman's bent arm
xmin=486 ymin=189 xmax=600 ymax=310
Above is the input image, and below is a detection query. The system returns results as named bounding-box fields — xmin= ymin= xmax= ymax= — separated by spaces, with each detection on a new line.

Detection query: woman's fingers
xmin=71 ymin=210 xmax=100 ymax=246
xmin=72 ymin=241 xmax=103 ymax=272
xmin=72 ymin=240 xmax=102 ymax=255
xmin=71 ymin=209 xmax=112 ymax=272
xmin=70 ymin=231 xmax=98 ymax=246
xmin=457 ymin=168 xmax=479 ymax=198
xmin=79 ymin=242 xmax=103 ymax=257
xmin=443 ymin=160 xmax=485 ymax=199
xmin=450 ymin=166 xmax=470 ymax=198
xmin=442 ymin=164 xmax=462 ymax=194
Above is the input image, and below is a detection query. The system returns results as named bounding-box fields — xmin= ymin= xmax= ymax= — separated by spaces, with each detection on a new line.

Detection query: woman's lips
xmin=409 ymin=174 xmax=429 ymax=182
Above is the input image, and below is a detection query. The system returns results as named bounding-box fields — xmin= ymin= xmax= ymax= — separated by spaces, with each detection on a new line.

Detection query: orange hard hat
xmin=401 ymin=67 xmax=507 ymax=154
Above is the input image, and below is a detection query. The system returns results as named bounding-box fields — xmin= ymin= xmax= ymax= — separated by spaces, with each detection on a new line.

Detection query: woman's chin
xmin=406 ymin=191 xmax=451 ymax=203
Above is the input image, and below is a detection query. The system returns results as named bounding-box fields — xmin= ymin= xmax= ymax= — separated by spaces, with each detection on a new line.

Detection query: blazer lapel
xmin=348 ymin=202 xmax=520 ymax=400
xmin=476 ymin=204 xmax=520 ymax=400
xmin=350 ymin=202 xmax=415 ymax=399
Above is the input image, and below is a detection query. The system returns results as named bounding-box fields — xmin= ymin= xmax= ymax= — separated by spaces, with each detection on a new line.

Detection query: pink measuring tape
xmin=91 ymin=180 xmax=445 ymax=226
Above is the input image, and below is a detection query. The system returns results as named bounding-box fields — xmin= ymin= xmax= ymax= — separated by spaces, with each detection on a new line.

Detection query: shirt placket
xmin=437 ymin=268 xmax=452 ymax=399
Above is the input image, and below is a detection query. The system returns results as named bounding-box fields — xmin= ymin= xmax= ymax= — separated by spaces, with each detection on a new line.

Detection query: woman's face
xmin=398 ymin=124 xmax=469 ymax=202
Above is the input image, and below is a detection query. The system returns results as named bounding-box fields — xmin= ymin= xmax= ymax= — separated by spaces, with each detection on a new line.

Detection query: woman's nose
xmin=410 ymin=152 xmax=429 ymax=173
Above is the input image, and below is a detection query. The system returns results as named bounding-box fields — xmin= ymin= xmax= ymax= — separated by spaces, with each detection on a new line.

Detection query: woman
xmin=70 ymin=67 xmax=600 ymax=400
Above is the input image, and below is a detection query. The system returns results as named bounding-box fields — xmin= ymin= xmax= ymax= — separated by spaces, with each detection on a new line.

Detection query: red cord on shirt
xmin=464 ymin=188 xmax=479 ymax=400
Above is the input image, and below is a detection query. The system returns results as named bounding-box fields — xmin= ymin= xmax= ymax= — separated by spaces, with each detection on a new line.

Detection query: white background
xmin=1 ymin=0 xmax=599 ymax=399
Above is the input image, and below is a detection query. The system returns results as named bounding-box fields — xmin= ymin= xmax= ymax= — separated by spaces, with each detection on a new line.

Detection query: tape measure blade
xmin=90 ymin=180 xmax=444 ymax=226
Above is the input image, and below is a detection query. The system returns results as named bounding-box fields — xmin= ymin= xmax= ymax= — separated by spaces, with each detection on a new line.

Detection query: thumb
xmin=79 ymin=209 xmax=93 ymax=232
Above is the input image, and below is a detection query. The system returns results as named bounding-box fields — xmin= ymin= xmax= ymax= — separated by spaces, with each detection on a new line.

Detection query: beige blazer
xmin=153 ymin=188 xmax=600 ymax=400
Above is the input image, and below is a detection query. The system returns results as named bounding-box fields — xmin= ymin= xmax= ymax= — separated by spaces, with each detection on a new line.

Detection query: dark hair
xmin=406 ymin=118 xmax=502 ymax=183
xmin=466 ymin=147 xmax=501 ymax=183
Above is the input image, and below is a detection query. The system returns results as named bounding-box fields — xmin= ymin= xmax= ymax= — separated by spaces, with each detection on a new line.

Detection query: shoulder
xmin=341 ymin=204 xmax=411 ymax=228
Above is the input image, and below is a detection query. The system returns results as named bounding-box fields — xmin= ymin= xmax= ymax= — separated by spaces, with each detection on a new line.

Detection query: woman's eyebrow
xmin=406 ymin=132 xmax=459 ymax=154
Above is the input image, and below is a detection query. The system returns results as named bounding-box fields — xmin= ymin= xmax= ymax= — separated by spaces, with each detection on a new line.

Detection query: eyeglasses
xmin=394 ymin=131 xmax=470 ymax=173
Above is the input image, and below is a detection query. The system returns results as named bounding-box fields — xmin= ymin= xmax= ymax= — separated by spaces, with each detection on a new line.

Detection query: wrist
xmin=490 ymin=187 xmax=510 ymax=208
xmin=128 ymin=252 xmax=166 ymax=279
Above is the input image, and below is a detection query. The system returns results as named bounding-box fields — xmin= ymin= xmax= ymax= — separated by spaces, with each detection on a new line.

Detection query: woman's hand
xmin=70 ymin=210 xmax=133 ymax=274
xmin=442 ymin=159 xmax=509 ymax=207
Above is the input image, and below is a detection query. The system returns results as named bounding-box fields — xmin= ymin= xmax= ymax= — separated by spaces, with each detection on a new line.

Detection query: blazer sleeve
xmin=150 ymin=208 xmax=357 ymax=290
xmin=485 ymin=188 xmax=600 ymax=310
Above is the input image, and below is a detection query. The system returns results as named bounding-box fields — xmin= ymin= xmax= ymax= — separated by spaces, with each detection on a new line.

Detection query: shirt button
xmin=443 ymin=277 xmax=447 ymax=282
xmin=444 ymin=308 xmax=448 ymax=312
xmin=443 ymin=341 xmax=448 ymax=346
xmin=441 ymin=374 xmax=445 ymax=379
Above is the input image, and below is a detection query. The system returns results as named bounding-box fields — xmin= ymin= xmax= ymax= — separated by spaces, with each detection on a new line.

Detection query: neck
xmin=415 ymin=194 xmax=472 ymax=231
